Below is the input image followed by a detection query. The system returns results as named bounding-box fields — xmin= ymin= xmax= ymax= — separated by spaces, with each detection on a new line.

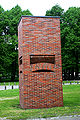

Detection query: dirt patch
xmin=0 ymin=96 xmax=18 ymax=101
xmin=0 ymin=117 xmax=10 ymax=120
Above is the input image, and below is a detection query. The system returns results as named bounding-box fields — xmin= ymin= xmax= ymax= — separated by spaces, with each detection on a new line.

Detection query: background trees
xmin=0 ymin=5 xmax=32 ymax=81
xmin=0 ymin=4 xmax=80 ymax=81
xmin=61 ymin=7 xmax=80 ymax=80
xmin=45 ymin=4 xmax=64 ymax=16
xmin=46 ymin=5 xmax=80 ymax=80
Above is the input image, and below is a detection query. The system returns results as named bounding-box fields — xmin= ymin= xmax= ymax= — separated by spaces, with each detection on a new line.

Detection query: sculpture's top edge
xmin=18 ymin=15 xmax=60 ymax=26
xmin=21 ymin=15 xmax=60 ymax=18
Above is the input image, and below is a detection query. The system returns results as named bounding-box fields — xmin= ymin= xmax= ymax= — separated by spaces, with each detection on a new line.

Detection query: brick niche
xmin=18 ymin=16 xmax=63 ymax=109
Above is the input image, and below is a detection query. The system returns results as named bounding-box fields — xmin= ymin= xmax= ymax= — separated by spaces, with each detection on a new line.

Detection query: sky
xmin=0 ymin=0 xmax=80 ymax=16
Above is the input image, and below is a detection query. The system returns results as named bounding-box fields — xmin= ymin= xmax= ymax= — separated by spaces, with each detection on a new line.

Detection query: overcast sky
xmin=0 ymin=0 xmax=80 ymax=16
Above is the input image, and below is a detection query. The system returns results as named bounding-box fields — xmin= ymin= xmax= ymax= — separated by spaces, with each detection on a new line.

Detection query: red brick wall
xmin=18 ymin=16 xmax=63 ymax=109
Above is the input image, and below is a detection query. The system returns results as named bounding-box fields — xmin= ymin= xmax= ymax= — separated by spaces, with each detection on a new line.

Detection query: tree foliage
xmin=45 ymin=4 xmax=64 ymax=16
xmin=0 ymin=5 xmax=32 ymax=81
xmin=0 ymin=4 xmax=80 ymax=81
xmin=46 ymin=5 xmax=80 ymax=80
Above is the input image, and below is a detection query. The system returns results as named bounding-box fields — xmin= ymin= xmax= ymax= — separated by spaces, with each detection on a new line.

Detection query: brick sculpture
xmin=18 ymin=16 xmax=63 ymax=109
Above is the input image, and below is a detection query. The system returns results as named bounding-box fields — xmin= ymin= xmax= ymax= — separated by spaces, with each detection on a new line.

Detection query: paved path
xmin=0 ymin=82 xmax=80 ymax=90
xmin=0 ymin=115 xmax=80 ymax=120
xmin=25 ymin=115 xmax=80 ymax=120
xmin=0 ymin=85 xmax=19 ymax=90
xmin=63 ymin=82 xmax=80 ymax=85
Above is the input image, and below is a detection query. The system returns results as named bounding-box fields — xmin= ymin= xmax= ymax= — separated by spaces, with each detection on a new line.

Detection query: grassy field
xmin=63 ymin=80 xmax=80 ymax=84
xmin=0 ymin=85 xmax=80 ymax=120
xmin=0 ymin=81 xmax=19 ymax=86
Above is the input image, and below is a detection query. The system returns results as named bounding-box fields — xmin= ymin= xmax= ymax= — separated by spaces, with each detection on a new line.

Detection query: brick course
xmin=18 ymin=16 xmax=63 ymax=109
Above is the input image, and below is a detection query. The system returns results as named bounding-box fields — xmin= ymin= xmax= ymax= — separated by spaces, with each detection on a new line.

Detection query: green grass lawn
xmin=0 ymin=81 xmax=19 ymax=86
xmin=63 ymin=80 xmax=80 ymax=84
xmin=0 ymin=85 xmax=80 ymax=120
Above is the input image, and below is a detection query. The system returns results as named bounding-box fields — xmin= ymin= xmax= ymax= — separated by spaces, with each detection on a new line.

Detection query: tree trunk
xmin=11 ymin=60 xmax=16 ymax=81
xmin=67 ymin=68 xmax=70 ymax=80
xmin=71 ymin=67 xmax=74 ymax=80
xmin=75 ymin=51 xmax=79 ymax=80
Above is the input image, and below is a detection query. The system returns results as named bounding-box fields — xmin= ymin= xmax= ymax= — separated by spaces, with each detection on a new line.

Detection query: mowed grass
xmin=0 ymin=81 xmax=19 ymax=86
xmin=0 ymin=85 xmax=80 ymax=120
xmin=63 ymin=80 xmax=80 ymax=84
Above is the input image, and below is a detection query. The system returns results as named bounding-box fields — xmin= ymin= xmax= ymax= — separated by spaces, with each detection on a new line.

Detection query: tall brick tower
xmin=18 ymin=16 xmax=63 ymax=109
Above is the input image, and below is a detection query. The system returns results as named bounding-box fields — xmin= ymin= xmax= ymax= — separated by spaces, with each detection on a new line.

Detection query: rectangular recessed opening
xmin=32 ymin=69 xmax=54 ymax=72
xmin=19 ymin=56 xmax=22 ymax=65
xmin=30 ymin=55 xmax=55 ymax=64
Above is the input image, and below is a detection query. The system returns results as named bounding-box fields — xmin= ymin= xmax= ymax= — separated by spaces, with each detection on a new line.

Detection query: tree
xmin=0 ymin=5 xmax=33 ymax=81
xmin=45 ymin=5 xmax=80 ymax=80
xmin=61 ymin=7 xmax=80 ymax=79
xmin=45 ymin=4 xmax=64 ymax=16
